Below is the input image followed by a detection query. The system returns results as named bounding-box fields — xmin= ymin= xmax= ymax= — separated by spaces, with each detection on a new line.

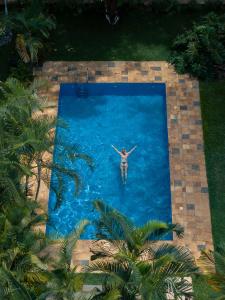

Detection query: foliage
xmin=88 ymin=200 xmax=197 ymax=300
xmin=9 ymin=61 xmax=33 ymax=83
xmin=192 ymin=275 xmax=219 ymax=300
xmin=198 ymin=244 xmax=225 ymax=298
xmin=0 ymin=77 xmax=94 ymax=298
xmin=3 ymin=0 xmax=55 ymax=63
xmin=39 ymin=220 xmax=89 ymax=299
xmin=170 ymin=13 xmax=225 ymax=79
xmin=150 ymin=0 xmax=180 ymax=14
xmin=200 ymin=80 xmax=225 ymax=247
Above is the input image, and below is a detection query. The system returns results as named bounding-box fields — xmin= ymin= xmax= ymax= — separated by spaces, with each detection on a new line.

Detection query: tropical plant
xmin=0 ymin=197 xmax=50 ymax=299
xmin=0 ymin=76 xmax=94 ymax=299
xmin=170 ymin=13 xmax=225 ymax=79
xmin=198 ymin=244 xmax=225 ymax=299
xmin=87 ymin=200 xmax=197 ymax=300
xmin=0 ymin=78 xmax=93 ymax=207
xmin=9 ymin=60 xmax=34 ymax=83
xmin=3 ymin=0 xmax=55 ymax=63
xmin=150 ymin=0 xmax=179 ymax=14
xmin=39 ymin=219 xmax=89 ymax=300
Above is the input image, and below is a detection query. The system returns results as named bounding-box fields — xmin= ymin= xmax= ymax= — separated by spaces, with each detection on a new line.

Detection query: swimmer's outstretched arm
xmin=111 ymin=145 xmax=121 ymax=155
xmin=127 ymin=145 xmax=137 ymax=155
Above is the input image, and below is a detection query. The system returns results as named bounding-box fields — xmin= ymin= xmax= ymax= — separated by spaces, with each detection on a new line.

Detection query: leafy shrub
xmin=9 ymin=61 xmax=33 ymax=83
xmin=0 ymin=21 xmax=12 ymax=47
xmin=3 ymin=0 xmax=55 ymax=64
xmin=170 ymin=13 xmax=225 ymax=79
xmin=151 ymin=0 xmax=179 ymax=14
xmin=204 ymin=0 xmax=225 ymax=11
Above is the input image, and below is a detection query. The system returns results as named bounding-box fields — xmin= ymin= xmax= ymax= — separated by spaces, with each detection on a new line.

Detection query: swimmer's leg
xmin=120 ymin=165 xmax=126 ymax=184
xmin=124 ymin=167 xmax=128 ymax=183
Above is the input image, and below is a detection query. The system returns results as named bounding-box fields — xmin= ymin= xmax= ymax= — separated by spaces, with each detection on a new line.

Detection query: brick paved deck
xmin=34 ymin=61 xmax=213 ymax=261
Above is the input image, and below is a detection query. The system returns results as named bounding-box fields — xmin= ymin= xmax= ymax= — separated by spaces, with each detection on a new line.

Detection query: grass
xmin=200 ymin=81 xmax=225 ymax=247
xmin=46 ymin=8 xmax=204 ymax=61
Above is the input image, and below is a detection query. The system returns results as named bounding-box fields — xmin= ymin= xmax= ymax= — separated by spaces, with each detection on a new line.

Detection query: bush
xmin=151 ymin=0 xmax=180 ymax=14
xmin=170 ymin=13 xmax=225 ymax=79
xmin=9 ymin=61 xmax=33 ymax=83
xmin=0 ymin=21 xmax=12 ymax=47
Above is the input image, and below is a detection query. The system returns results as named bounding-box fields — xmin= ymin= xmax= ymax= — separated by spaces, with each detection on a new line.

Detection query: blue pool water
xmin=47 ymin=83 xmax=172 ymax=239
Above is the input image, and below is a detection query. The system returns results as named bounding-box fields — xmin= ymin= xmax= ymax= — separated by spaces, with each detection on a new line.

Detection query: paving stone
xmin=201 ymin=187 xmax=208 ymax=193
xmin=197 ymin=144 xmax=204 ymax=150
xmin=151 ymin=66 xmax=161 ymax=71
xmin=192 ymin=164 xmax=200 ymax=171
xmin=95 ymin=70 xmax=102 ymax=75
xmin=187 ymin=204 xmax=195 ymax=210
xmin=169 ymin=91 xmax=176 ymax=96
xmin=141 ymin=70 xmax=148 ymax=75
xmin=122 ymin=69 xmax=128 ymax=75
xmin=180 ymin=105 xmax=188 ymax=110
xmin=174 ymin=180 xmax=182 ymax=187
xmin=88 ymin=76 xmax=95 ymax=81
xmin=79 ymin=260 xmax=89 ymax=266
xmin=195 ymin=119 xmax=202 ymax=125
xmin=193 ymin=100 xmax=200 ymax=106
xmin=172 ymin=148 xmax=180 ymax=155
xmin=121 ymin=76 xmax=128 ymax=82
xmin=182 ymin=134 xmax=189 ymax=139
xmin=68 ymin=66 xmax=76 ymax=71
xmin=193 ymin=181 xmax=201 ymax=187
xmin=108 ymin=62 xmax=115 ymax=67
xmin=198 ymin=244 xmax=206 ymax=251
xmin=155 ymin=76 xmax=162 ymax=81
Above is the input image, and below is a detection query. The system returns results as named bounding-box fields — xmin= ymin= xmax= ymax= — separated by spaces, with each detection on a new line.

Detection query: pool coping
xmin=34 ymin=61 xmax=213 ymax=260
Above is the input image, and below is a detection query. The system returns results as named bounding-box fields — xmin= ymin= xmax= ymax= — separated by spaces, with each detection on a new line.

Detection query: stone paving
xmin=34 ymin=61 xmax=213 ymax=262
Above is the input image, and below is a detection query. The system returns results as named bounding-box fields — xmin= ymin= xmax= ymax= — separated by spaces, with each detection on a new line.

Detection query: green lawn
xmin=46 ymin=8 xmax=204 ymax=61
xmin=200 ymin=81 xmax=225 ymax=247
xmin=1 ymin=7 xmax=225 ymax=248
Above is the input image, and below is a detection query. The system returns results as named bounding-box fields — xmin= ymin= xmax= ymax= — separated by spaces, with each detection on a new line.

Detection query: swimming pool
xmin=47 ymin=83 xmax=172 ymax=239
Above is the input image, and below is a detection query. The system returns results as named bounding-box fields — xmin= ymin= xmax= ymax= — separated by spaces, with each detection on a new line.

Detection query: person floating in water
xmin=111 ymin=145 xmax=137 ymax=184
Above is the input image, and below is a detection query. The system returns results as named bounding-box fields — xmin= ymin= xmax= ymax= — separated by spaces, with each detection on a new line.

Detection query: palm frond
xmin=58 ymin=219 xmax=89 ymax=267
xmin=0 ymin=267 xmax=32 ymax=300
xmin=16 ymin=34 xmax=30 ymax=63
xmin=93 ymin=200 xmax=135 ymax=243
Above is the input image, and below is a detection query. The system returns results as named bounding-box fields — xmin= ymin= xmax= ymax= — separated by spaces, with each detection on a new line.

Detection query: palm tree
xmin=0 ymin=77 xmax=94 ymax=298
xmin=0 ymin=199 xmax=50 ymax=299
xmin=39 ymin=220 xmax=89 ymax=299
xmin=0 ymin=78 xmax=93 ymax=207
xmin=87 ymin=200 xmax=197 ymax=300
xmin=198 ymin=244 xmax=225 ymax=299
xmin=0 ymin=78 xmax=40 ymax=206
xmin=4 ymin=2 xmax=55 ymax=63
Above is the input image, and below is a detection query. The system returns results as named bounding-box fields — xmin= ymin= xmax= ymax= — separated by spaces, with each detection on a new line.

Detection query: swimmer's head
xmin=122 ymin=149 xmax=126 ymax=155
